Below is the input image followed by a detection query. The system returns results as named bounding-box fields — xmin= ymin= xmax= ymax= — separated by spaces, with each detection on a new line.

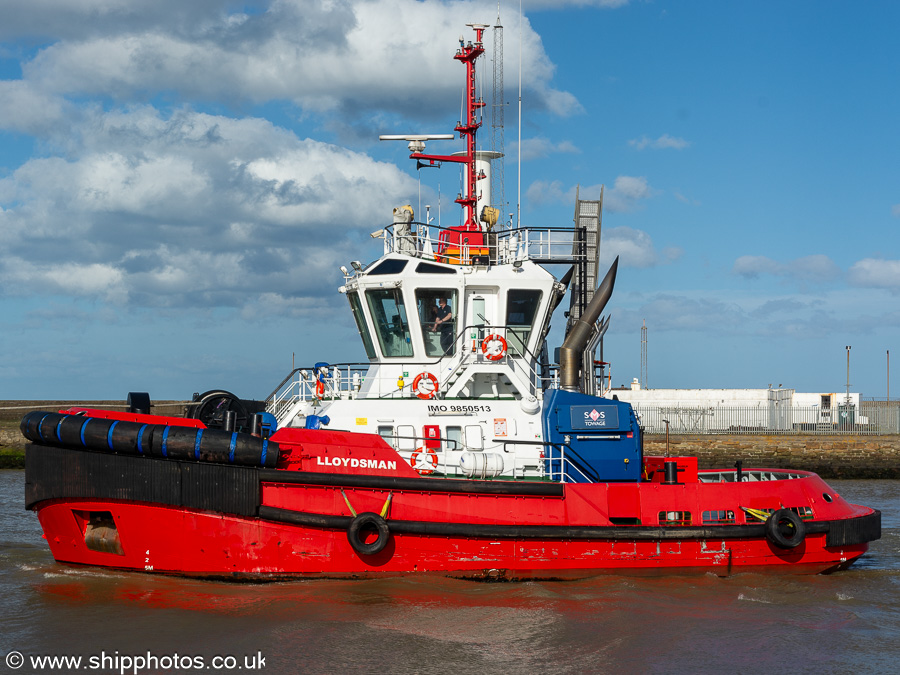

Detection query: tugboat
xmin=23 ymin=24 xmax=879 ymax=579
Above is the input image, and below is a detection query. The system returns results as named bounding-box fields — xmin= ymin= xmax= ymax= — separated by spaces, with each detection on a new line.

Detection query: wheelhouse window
xmin=348 ymin=292 xmax=376 ymax=359
xmin=416 ymin=289 xmax=458 ymax=357
xmin=416 ymin=262 xmax=457 ymax=275
xmin=366 ymin=289 xmax=413 ymax=358
xmin=506 ymin=289 xmax=543 ymax=356
xmin=368 ymin=259 xmax=408 ymax=275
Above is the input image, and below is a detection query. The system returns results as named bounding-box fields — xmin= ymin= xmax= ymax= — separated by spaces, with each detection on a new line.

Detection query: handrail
xmin=377 ymin=220 xmax=593 ymax=267
xmin=498 ymin=439 xmax=599 ymax=484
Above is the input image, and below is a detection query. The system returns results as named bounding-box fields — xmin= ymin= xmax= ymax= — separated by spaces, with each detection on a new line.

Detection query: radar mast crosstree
xmin=380 ymin=24 xmax=490 ymax=230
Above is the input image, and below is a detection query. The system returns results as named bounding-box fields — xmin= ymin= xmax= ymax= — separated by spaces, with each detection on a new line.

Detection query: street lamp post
xmin=845 ymin=345 xmax=851 ymax=406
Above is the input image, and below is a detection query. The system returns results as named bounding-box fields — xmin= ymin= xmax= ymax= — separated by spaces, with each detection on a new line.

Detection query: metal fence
xmin=634 ymin=402 xmax=900 ymax=435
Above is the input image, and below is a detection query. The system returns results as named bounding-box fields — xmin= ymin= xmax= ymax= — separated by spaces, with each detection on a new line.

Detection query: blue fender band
xmin=80 ymin=418 xmax=91 ymax=447
xmin=161 ymin=426 xmax=170 ymax=457
xmin=36 ymin=413 xmax=51 ymax=442
xmin=55 ymin=416 xmax=64 ymax=442
xmin=107 ymin=421 xmax=119 ymax=450
xmin=194 ymin=429 xmax=203 ymax=460
xmin=228 ymin=433 xmax=237 ymax=463
xmin=260 ymin=440 xmax=268 ymax=466
xmin=137 ymin=424 xmax=147 ymax=455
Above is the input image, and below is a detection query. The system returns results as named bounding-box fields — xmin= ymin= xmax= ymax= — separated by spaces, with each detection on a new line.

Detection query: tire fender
xmin=347 ymin=512 xmax=391 ymax=556
xmin=765 ymin=508 xmax=806 ymax=549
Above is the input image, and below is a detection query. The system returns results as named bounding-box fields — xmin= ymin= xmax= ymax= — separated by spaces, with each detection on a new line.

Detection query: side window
xmin=366 ymin=289 xmax=413 ymax=358
xmin=377 ymin=425 xmax=394 ymax=448
xmin=396 ymin=424 xmax=416 ymax=451
xmin=348 ymin=292 xmax=376 ymax=359
xmin=415 ymin=289 xmax=458 ymax=357
xmin=444 ymin=426 xmax=462 ymax=452
xmin=506 ymin=289 xmax=543 ymax=356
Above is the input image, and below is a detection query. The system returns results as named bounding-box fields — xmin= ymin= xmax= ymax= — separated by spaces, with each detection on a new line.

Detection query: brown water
xmin=1 ymin=471 xmax=898 ymax=674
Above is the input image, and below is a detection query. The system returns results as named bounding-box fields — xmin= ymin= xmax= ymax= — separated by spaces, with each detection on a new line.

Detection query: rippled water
xmin=1 ymin=471 xmax=897 ymax=674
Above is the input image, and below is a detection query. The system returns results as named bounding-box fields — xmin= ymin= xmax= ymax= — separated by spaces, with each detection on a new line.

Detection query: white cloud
xmin=673 ymin=190 xmax=701 ymax=206
xmin=0 ymin=107 xmax=417 ymax=310
xmin=525 ymin=179 xmax=567 ymax=206
xmin=0 ymin=80 xmax=81 ymax=136
xmin=604 ymin=175 xmax=655 ymax=212
xmin=11 ymin=0 xmax=581 ymax=121
xmin=525 ymin=175 xmax=655 ymax=212
xmin=514 ymin=137 xmax=581 ymax=162
xmin=524 ymin=0 xmax=629 ymax=8
xmin=613 ymin=287 xmax=900 ymax=341
xmin=848 ymin=259 xmax=900 ymax=292
xmin=629 ymin=134 xmax=691 ymax=151
xmin=732 ymin=254 xmax=840 ymax=283
xmin=601 ymin=226 xmax=659 ymax=268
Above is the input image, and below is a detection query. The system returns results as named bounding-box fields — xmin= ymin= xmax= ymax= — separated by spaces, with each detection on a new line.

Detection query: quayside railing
xmin=634 ymin=403 xmax=900 ymax=435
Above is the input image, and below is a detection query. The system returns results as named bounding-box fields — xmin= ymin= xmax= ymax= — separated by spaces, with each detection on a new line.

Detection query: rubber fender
xmin=765 ymin=508 xmax=806 ymax=549
xmin=347 ymin=512 xmax=391 ymax=556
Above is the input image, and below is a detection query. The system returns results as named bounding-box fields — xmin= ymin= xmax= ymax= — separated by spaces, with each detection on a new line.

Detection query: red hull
xmin=33 ymin=479 xmax=872 ymax=579
xmin=25 ymin=412 xmax=879 ymax=579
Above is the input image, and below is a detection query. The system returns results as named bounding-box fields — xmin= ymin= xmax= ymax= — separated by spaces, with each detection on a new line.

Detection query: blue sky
xmin=1 ymin=0 xmax=897 ymax=401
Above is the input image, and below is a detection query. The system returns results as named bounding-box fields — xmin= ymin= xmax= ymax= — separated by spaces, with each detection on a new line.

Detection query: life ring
xmin=481 ymin=334 xmax=508 ymax=360
xmin=347 ymin=512 xmax=390 ymax=556
xmin=315 ymin=380 xmax=325 ymax=398
xmin=410 ymin=446 xmax=438 ymax=475
xmin=412 ymin=372 xmax=439 ymax=399
xmin=765 ymin=508 xmax=806 ymax=549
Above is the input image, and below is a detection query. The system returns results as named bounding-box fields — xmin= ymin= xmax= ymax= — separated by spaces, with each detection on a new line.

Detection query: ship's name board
xmin=316 ymin=456 xmax=397 ymax=470
xmin=569 ymin=405 xmax=619 ymax=430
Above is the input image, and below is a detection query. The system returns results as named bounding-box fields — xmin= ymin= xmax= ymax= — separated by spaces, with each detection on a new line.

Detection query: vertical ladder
xmin=567 ymin=188 xmax=603 ymax=327
xmin=566 ymin=188 xmax=604 ymax=393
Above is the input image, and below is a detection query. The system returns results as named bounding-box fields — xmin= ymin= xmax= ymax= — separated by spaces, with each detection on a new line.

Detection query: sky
xmin=1 ymin=0 xmax=898 ymax=401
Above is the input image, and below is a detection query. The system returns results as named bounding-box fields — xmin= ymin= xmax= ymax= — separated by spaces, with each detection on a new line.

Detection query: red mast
xmin=412 ymin=24 xmax=488 ymax=229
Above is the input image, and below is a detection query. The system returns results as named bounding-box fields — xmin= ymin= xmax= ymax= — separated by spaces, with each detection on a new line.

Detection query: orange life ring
xmin=412 ymin=372 xmax=439 ymax=399
xmin=315 ymin=380 xmax=325 ymax=398
xmin=410 ymin=447 xmax=438 ymax=475
xmin=481 ymin=334 xmax=508 ymax=360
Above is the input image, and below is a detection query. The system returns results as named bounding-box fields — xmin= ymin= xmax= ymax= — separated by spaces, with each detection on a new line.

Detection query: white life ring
xmin=412 ymin=372 xmax=439 ymax=399
xmin=410 ymin=446 xmax=438 ymax=475
xmin=481 ymin=334 xmax=508 ymax=361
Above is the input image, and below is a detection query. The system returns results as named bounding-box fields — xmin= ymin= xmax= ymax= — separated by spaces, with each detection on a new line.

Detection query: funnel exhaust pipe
xmin=558 ymin=257 xmax=618 ymax=392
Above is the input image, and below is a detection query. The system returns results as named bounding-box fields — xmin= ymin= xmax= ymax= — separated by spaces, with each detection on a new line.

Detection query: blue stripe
xmin=137 ymin=424 xmax=147 ymax=455
xmin=260 ymin=440 xmax=268 ymax=466
xmin=194 ymin=429 xmax=203 ymax=460
xmin=228 ymin=433 xmax=237 ymax=463
xmin=55 ymin=417 xmax=64 ymax=442
xmin=161 ymin=426 xmax=170 ymax=457
xmin=80 ymin=418 xmax=91 ymax=446
xmin=107 ymin=421 xmax=119 ymax=450
xmin=36 ymin=413 xmax=50 ymax=442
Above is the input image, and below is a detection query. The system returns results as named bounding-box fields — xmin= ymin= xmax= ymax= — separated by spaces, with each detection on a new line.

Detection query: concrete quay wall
xmin=645 ymin=434 xmax=900 ymax=479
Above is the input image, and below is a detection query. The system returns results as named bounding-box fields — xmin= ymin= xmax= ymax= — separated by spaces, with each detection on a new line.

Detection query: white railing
xmin=634 ymin=403 xmax=900 ymax=435
xmin=698 ymin=469 xmax=807 ymax=483
xmin=381 ymin=222 xmax=587 ymax=266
